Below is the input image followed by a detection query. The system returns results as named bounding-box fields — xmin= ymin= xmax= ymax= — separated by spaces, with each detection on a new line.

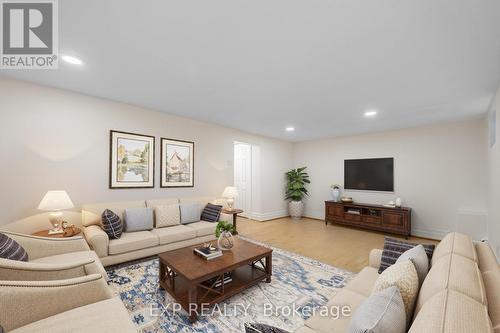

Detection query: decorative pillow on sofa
xmin=101 ymin=209 xmax=123 ymax=239
xmin=396 ymin=244 xmax=429 ymax=286
xmin=180 ymin=203 xmax=203 ymax=224
xmin=347 ymin=286 xmax=406 ymax=333
xmin=373 ymin=260 xmax=419 ymax=322
xmin=201 ymin=203 xmax=223 ymax=222
xmin=244 ymin=323 xmax=289 ymax=333
xmin=379 ymin=237 xmax=435 ymax=273
xmin=0 ymin=233 xmax=28 ymax=261
xmin=155 ymin=204 xmax=180 ymax=228
xmin=124 ymin=208 xmax=154 ymax=232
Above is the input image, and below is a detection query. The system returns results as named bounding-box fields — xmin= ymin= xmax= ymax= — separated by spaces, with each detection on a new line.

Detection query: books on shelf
xmin=207 ymin=272 xmax=233 ymax=288
xmin=194 ymin=246 xmax=223 ymax=260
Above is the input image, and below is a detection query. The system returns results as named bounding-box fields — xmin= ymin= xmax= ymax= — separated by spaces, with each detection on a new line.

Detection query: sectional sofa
xmin=82 ymin=196 xmax=232 ymax=266
xmin=295 ymin=232 xmax=500 ymax=333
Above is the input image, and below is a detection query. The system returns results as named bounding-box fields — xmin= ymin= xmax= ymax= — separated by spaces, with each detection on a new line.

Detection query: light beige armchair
xmin=0 ymin=231 xmax=108 ymax=281
xmin=0 ymin=274 xmax=136 ymax=333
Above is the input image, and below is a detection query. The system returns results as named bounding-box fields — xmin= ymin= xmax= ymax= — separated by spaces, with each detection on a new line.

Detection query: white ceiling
xmin=2 ymin=0 xmax=500 ymax=141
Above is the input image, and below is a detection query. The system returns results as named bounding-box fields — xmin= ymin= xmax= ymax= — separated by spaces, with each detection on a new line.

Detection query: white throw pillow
xmin=373 ymin=260 xmax=419 ymax=322
xmin=347 ymin=286 xmax=406 ymax=333
xmin=155 ymin=204 xmax=180 ymax=228
xmin=396 ymin=244 xmax=429 ymax=286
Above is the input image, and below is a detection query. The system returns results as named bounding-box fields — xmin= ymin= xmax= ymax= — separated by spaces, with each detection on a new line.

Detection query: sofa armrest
xmin=0 ymin=257 xmax=95 ymax=281
xmin=369 ymin=249 xmax=383 ymax=269
xmin=0 ymin=274 xmax=113 ymax=331
xmin=83 ymin=225 xmax=109 ymax=257
xmin=1 ymin=231 xmax=90 ymax=260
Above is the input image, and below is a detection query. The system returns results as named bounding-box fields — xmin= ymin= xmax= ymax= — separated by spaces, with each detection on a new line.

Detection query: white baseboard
xmin=411 ymin=227 xmax=448 ymax=240
xmin=248 ymin=210 xmax=288 ymax=221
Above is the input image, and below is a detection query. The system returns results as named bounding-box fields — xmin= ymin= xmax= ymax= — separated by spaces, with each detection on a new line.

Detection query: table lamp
xmin=222 ymin=186 xmax=239 ymax=211
xmin=37 ymin=190 xmax=74 ymax=234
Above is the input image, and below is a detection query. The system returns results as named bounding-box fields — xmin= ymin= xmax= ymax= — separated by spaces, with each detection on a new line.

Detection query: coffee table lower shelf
xmin=159 ymin=256 xmax=272 ymax=322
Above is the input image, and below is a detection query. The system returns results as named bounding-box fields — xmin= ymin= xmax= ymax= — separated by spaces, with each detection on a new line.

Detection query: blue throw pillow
xmin=180 ymin=203 xmax=203 ymax=224
xmin=124 ymin=208 xmax=154 ymax=232
xmin=101 ymin=209 xmax=123 ymax=239
xmin=201 ymin=203 xmax=223 ymax=222
xmin=0 ymin=233 xmax=28 ymax=261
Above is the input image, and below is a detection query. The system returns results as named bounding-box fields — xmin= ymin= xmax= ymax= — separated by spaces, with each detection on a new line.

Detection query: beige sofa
xmin=295 ymin=232 xmax=500 ymax=333
xmin=82 ymin=197 xmax=232 ymax=266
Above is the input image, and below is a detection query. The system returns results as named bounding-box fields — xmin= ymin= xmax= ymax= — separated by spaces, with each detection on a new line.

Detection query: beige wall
xmin=293 ymin=119 xmax=489 ymax=239
xmin=0 ymin=78 xmax=293 ymax=225
xmin=488 ymin=84 xmax=500 ymax=258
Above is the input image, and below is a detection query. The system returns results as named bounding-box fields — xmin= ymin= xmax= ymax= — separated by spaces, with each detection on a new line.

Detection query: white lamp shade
xmin=222 ymin=186 xmax=239 ymax=199
xmin=38 ymin=191 xmax=74 ymax=211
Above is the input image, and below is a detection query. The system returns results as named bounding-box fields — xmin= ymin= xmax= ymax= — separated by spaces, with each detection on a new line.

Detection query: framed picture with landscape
xmin=109 ymin=130 xmax=155 ymax=188
xmin=160 ymin=138 xmax=194 ymax=187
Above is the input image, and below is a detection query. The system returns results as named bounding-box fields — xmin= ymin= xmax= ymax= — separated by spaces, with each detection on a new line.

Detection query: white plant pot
xmin=331 ymin=188 xmax=341 ymax=202
xmin=289 ymin=200 xmax=304 ymax=219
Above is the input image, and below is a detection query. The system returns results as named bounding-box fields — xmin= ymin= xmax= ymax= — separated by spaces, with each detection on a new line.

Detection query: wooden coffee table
xmin=158 ymin=238 xmax=272 ymax=322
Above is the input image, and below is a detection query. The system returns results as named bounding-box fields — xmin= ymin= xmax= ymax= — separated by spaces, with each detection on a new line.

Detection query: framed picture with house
xmin=160 ymin=138 xmax=194 ymax=187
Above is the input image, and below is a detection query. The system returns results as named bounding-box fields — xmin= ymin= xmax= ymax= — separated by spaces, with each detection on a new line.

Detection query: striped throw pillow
xmin=0 ymin=233 xmax=28 ymax=261
xmin=379 ymin=237 xmax=435 ymax=273
xmin=201 ymin=203 xmax=223 ymax=222
xmin=101 ymin=209 xmax=123 ymax=239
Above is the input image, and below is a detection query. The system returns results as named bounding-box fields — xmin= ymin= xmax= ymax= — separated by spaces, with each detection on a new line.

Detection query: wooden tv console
xmin=325 ymin=201 xmax=411 ymax=238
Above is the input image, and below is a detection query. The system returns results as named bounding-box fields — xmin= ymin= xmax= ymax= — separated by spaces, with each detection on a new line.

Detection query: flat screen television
xmin=344 ymin=158 xmax=394 ymax=192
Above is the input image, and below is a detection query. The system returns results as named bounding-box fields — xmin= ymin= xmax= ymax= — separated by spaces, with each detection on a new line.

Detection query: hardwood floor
xmin=237 ymin=216 xmax=437 ymax=273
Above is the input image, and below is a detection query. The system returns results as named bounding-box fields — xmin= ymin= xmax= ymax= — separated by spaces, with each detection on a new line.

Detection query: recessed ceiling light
xmin=61 ymin=55 xmax=83 ymax=65
xmin=285 ymin=126 xmax=295 ymax=132
xmin=364 ymin=110 xmax=378 ymax=117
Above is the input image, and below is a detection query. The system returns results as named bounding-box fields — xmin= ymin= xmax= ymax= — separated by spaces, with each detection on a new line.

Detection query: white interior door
xmin=234 ymin=142 xmax=252 ymax=217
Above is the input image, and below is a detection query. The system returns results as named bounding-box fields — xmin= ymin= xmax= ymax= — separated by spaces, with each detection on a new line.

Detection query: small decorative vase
xmin=217 ymin=231 xmax=234 ymax=251
xmin=331 ymin=188 xmax=341 ymax=202
xmin=395 ymin=198 xmax=402 ymax=208
xmin=289 ymin=200 xmax=304 ymax=219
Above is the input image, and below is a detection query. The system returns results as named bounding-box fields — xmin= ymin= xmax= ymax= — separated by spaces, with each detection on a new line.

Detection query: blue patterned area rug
xmin=106 ymin=237 xmax=354 ymax=333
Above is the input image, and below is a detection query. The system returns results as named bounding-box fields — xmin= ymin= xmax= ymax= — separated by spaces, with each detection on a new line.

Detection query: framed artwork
xmin=109 ymin=130 xmax=155 ymax=188
xmin=161 ymin=138 xmax=194 ymax=187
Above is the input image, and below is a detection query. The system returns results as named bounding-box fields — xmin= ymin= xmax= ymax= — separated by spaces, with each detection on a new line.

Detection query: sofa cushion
xmin=150 ymin=225 xmax=196 ymax=245
xmin=185 ymin=221 xmax=217 ymax=237
xmin=305 ymin=289 xmax=367 ymax=333
xmin=379 ymin=237 xmax=435 ymax=273
xmin=345 ymin=266 xmax=380 ymax=297
xmin=180 ymin=203 xmax=204 ymax=224
xmin=396 ymin=244 xmax=429 ymax=286
xmin=31 ymin=250 xmax=108 ymax=280
xmin=101 ymin=209 xmax=123 ymax=239
xmin=154 ymin=204 xmax=180 ymax=228
xmin=82 ymin=200 xmax=146 ymax=227
xmin=347 ymin=286 xmax=406 ymax=333
xmin=409 ymin=289 xmax=492 ymax=333
xmin=432 ymin=232 xmax=477 ymax=265
xmin=146 ymin=198 xmax=179 ymax=207
xmin=123 ymin=208 xmax=154 ymax=232
xmin=475 ymin=242 xmax=499 ymax=273
xmin=108 ymin=231 xmax=158 ymax=255
xmin=482 ymin=268 xmax=500 ymax=332
xmin=0 ymin=233 xmax=28 ymax=261
xmin=414 ymin=253 xmax=487 ymax=316
xmin=10 ymin=297 xmax=136 ymax=333
xmin=201 ymin=203 xmax=223 ymax=222
xmin=373 ymin=260 xmax=419 ymax=321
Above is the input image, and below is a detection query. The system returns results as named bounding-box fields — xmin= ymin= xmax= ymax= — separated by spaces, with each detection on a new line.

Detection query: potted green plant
xmin=215 ymin=221 xmax=235 ymax=250
xmin=285 ymin=167 xmax=310 ymax=219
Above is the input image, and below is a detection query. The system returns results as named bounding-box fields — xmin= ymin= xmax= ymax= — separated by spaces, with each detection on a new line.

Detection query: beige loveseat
xmin=296 ymin=232 xmax=500 ymax=333
xmin=82 ymin=197 xmax=232 ymax=266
